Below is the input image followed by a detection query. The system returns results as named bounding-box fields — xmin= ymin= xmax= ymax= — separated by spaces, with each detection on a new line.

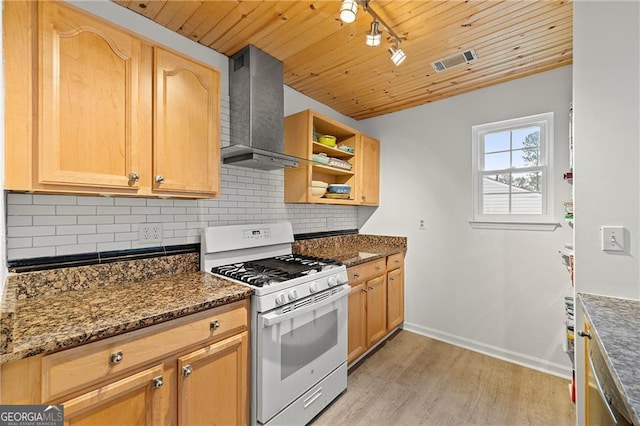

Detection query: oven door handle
xmin=262 ymin=284 xmax=350 ymax=327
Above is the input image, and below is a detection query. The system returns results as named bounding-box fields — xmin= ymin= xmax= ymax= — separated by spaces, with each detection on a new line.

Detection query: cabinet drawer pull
xmin=152 ymin=376 xmax=164 ymax=388
xmin=353 ymin=272 xmax=360 ymax=278
xmin=182 ymin=365 xmax=193 ymax=377
xmin=395 ymin=260 xmax=400 ymax=264
xmin=210 ymin=320 xmax=220 ymax=331
xmin=155 ymin=175 xmax=165 ymax=185
xmin=375 ymin=266 xmax=381 ymax=271
xmin=110 ymin=351 xmax=123 ymax=365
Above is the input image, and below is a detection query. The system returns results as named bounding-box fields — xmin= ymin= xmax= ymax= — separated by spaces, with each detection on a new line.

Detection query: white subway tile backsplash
xmin=57 ymin=243 xmax=97 ymax=256
xmin=56 ymin=225 xmax=97 ymax=235
xmin=77 ymin=197 xmax=115 ymax=206
xmin=8 ymin=226 xmax=55 ymax=237
xmin=78 ymin=233 xmax=114 ymax=244
xmin=5 ymin=96 xmax=359 ymax=261
xmin=7 ymin=193 xmax=33 ymax=204
xmin=32 ymin=216 xmax=77 ymax=226
xmin=77 ymin=215 xmax=115 ymax=225
xmin=56 ymin=205 xmax=95 ymax=215
xmin=33 ymin=235 xmax=76 ymax=247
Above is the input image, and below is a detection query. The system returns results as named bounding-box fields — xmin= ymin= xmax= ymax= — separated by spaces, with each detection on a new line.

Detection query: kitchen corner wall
xmin=5 ymin=96 xmax=358 ymax=261
xmin=359 ymin=66 xmax=574 ymax=378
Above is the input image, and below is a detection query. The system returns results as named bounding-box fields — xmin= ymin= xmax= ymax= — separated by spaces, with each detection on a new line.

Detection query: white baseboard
xmin=403 ymin=321 xmax=572 ymax=380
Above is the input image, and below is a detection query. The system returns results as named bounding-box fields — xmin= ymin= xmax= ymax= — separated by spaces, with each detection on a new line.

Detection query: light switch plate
xmin=601 ymin=226 xmax=625 ymax=252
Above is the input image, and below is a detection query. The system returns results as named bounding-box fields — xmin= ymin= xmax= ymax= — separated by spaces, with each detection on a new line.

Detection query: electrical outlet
xmin=139 ymin=223 xmax=163 ymax=244
xmin=418 ymin=219 xmax=426 ymax=230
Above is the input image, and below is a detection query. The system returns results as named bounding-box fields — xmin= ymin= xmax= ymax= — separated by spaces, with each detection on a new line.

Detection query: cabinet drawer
xmin=347 ymin=258 xmax=386 ymax=284
xmin=386 ymin=253 xmax=404 ymax=271
xmin=42 ymin=299 xmax=248 ymax=402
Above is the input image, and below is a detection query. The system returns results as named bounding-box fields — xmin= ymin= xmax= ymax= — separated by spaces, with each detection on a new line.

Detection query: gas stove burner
xmin=210 ymin=254 xmax=344 ymax=288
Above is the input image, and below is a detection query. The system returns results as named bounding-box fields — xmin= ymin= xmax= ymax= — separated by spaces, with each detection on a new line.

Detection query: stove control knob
xmin=288 ymin=289 xmax=298 ymax=301
xmin=328 ymin=276 xmax=338 ymax=287
xmin=309 ymin=281 xmax=319 ymax=293
xmin=275 ymin=293 xmax=287 ymax=306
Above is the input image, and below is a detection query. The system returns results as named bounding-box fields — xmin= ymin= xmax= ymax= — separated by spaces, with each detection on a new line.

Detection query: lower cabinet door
xmin=60 ymin=364 xmax=165 ymax=426
xmin=366 ymin=275 xmax=387 ymax=346
xmin=347 ymin=282 xmax=367 ymax=364
xmin=177 ymin=331 xmax=249 ymax=426
xmin=387 ymin=267 xmax=404 ymax=330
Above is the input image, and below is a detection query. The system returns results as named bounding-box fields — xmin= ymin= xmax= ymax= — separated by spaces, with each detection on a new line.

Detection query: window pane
xmin=512 ymin=171 xmax=542 ymax=192
xmin=484 ymin=151 xmax=510 ymax=170
xmin=512 ymin=127 xmax=540 ymax=150
xmin=512 ymin=193 xmax=542 ymax=214
xmin=482 ymin=174 xmax=510 ymax=193
xmin=484 ymin=131 xmax=510 ymax=153
xmin=483 ymin=194 xmax=510 ymax=214
xmin=482 ymin=174 xmax=510 ymax=214
xmin=512 ymin=147 xmax=540 ymax=167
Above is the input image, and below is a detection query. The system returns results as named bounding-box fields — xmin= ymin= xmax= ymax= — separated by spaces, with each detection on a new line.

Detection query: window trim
xmin=470 ymin=112 xmax=558 ymax=231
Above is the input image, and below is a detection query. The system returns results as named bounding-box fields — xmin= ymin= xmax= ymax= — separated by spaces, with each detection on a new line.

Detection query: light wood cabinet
xmin=152 ymin=47 xmax=220 ymax=196
xmin=4 ymin=1 xmax=221 ymax=198
xmin=386 ymin=252 xmax=405 ymax=331
xmin=284 ymin=109 xmax=380 ymax=206
xmin=0 ymin=300 xmax=249 ymax=425
xmin=178 ymin=332 xmax=249 ymax=425
xmin=356 ymin=134 xmax=380 ymax=205
xmin=60 ymin=364 xmax=166 ymax=426
xmin=347 ymin=253 xmax=405 ymax=366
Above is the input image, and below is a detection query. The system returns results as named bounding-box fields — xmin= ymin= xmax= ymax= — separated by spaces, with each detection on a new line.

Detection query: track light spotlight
xmin=339 ymin=0 xmax=358 ymax=24
xmin=365 ymin=20 xmax=382 ymax=47
xmin=389 ymin=44 xmax=407 ymax=66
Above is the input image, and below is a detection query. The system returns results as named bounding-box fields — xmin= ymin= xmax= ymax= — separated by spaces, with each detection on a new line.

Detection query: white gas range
xmin=201 ymin=222 xmax=349 ymax=426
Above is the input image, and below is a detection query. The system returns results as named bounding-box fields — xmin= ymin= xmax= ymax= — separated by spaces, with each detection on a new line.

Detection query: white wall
xmin=573 ymin=1 xmax=640 ymax=300
xmin=573 ymin=2 xmax=640 ymax=424
xmin=359 ymin=66 xmax=574 ymax=377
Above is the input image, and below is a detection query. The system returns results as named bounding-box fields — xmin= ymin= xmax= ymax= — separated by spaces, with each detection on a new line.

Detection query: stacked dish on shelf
xmin=325 ymin=184 xmax=351 ymax=199
xmin=311 ymin=180 xmax=328 ymax=197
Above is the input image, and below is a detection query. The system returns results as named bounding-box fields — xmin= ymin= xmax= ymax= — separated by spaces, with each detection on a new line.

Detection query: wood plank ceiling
xmin=113 ymin=0 xmax=573 ymax=120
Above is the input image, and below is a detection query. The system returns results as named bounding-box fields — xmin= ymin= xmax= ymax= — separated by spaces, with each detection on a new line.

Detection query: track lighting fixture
xmin=365 ymin=20 xmax=382 ymax=47
xmin=388 ymin=44 xmax=406 ymax=66
xmin=339 ymin=0 xmax=358 ymax=24
xmin=339 ymin=0 xmax=407 ymax=65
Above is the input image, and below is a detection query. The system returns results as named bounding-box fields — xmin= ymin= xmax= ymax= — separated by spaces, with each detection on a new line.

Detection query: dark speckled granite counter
xmin=293 ymin=234 xmax=407 ymax=267
xmin=0 ymin=253 xmax=252 ymax=364
xmin=579 ymin=293 xmax=640 ymax=425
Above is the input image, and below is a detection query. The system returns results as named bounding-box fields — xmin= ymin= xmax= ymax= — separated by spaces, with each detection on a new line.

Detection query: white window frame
xmin=470 ymin=112 xmax=559 ymax=231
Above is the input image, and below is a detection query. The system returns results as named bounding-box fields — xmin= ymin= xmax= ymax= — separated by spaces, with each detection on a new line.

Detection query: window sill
xmin=469 ymin=221 xmax=561 ymax=231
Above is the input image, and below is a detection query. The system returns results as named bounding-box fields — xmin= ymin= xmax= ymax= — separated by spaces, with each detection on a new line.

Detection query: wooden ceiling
xmin=113 ymin=0 xmax=573 ymax=120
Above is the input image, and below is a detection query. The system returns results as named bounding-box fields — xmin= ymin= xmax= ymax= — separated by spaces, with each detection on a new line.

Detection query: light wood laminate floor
xmin=314 ymin=330 xmax=575 ymax=426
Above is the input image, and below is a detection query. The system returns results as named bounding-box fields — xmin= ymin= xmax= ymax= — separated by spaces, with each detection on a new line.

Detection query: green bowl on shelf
xmin=319 ymin=135 xmax=336 ymax=147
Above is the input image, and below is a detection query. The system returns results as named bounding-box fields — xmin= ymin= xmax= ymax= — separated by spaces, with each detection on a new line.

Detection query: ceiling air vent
xmin=431 ymin=48 xmax=478 ymax=73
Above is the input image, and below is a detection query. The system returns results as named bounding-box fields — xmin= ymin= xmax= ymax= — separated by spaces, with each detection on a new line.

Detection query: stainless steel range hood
xmin=222 ymin=45 xmax=299 ymax=170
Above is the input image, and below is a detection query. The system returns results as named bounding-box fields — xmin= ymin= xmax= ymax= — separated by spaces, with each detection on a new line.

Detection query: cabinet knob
xmin=210 ymin=319 xmax=220 ymax=331
xmin=375 ymin=266 xmax=381 ymax=271
xmin=182 ymin=365 xmax=193 ymax=377
xmin=128 ymin=172 xmax=140 ymax=182
xmin=353 ymin=272 xmax=360 ymax=278
xmin=362 ymin=195 xmax=366 ymax=200
xmin=361 ymin=288 xmax=368 ymax=293
xmin=152 ymin=376 xmax=164 ymax=388
xmin=368 ymin=286 xmax=374 ymax=290
xmin=155 ymin=175 xmax=165 ymax=185
xmin=110 ymin=351 xmax=123 ymax=365
xmin=578 ymin=330 xmax=591 ymax=339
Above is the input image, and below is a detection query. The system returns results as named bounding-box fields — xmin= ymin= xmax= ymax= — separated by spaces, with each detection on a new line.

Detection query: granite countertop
xmin=1 ymin=254 xmax=252 ymax=364
xmin=292 ymin=233 xmax=407 ymax=267
xmin=579 ymin=293 xmax=640 ymax=424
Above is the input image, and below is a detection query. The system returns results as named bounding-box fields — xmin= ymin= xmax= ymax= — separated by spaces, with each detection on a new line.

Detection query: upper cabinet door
xmin=358 ymin=134 xmax=380 ymax=206
xmin=153 ymin=47 xmax=220 ymax=196
xmin=38 ymin=2 xmax=141 ymax=190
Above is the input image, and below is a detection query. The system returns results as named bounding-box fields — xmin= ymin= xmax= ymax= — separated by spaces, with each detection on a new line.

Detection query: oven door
xmin=256 ymin=284 xmax=349 ymax=424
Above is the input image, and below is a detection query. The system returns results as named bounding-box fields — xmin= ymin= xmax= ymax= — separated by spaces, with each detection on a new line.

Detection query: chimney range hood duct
xmin=222 ymin=45 xmax=299 ymax=170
